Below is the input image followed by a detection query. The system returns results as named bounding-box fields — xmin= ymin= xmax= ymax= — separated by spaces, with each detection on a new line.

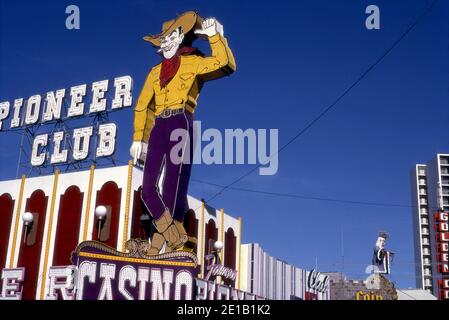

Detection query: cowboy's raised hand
xmin=130 ymin=141 xmax=143 ymax=165
xmin=194 ymin=18 xmax=222 ymax=38
xmin=216 ymin=20 xmax=224 ymax=37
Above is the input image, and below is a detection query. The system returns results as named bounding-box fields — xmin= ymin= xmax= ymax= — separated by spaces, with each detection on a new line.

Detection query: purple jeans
xmin=141 ymin=112 xmax=193 ymax=222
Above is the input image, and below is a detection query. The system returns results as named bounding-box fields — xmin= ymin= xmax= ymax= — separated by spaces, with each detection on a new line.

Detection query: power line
xmin=117 ymin=158 xmax=443 ymax=211
xmin=396 ymin=288 xmax=418 ymax=300
xmin=190 ymin=177 xmax=441 ymax=210
xmin=310 ymin=261 xmax=443 ymax=267
xmin=117 ymin=156 xmax=444 ymax=211
xmin=197 ymin=0 xmax=441 ymax=208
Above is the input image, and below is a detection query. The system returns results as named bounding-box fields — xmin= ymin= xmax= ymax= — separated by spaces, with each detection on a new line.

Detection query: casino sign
xmin=0 ymin=239 xmax=259 ymax=300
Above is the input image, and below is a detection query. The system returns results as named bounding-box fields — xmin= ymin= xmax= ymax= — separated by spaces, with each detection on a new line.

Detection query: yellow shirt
xmin=133 ymin=33 xmax=236 ymax=142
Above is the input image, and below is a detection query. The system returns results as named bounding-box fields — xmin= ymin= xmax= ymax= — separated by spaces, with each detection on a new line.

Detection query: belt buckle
xmin=162 ymin=109 xmax=171 ymax=119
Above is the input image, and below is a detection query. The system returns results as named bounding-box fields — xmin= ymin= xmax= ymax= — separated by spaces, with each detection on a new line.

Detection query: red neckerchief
xmin=160 ymin=47 xmax=203 ymax=88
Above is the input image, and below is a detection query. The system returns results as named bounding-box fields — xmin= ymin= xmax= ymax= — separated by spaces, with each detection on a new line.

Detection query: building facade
xmin=239 ymin=243 xmax=330 ymax=300
xmin=325 ymin=272 xmax=397 ymax=300
xmin=411 ymin=164 xmax=434 ymax=292
xmin=0 ymin=164 xmax=242 ymax=299
xmin=411 ymin=153 xmax=449 ymax=298
xmin=396 ymin=289 xmax=437 ymax=300
xmin=0 ymin=164 xmax=329 ymax=300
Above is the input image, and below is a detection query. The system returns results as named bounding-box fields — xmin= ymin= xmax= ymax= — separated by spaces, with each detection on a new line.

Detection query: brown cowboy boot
xmin=164 ymin=244 xmax=172 ymax=253
xmin=148 ymin=232 xmax=165 ymax=255
xmin=173 ymin=220 xmax=188 ymax=249
xmin=154 ymin=210 xmax=188 ymax=251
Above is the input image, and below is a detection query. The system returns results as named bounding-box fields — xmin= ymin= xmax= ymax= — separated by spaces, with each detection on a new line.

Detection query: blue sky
xmin=0 ymin=0 xmax=448 ymax=289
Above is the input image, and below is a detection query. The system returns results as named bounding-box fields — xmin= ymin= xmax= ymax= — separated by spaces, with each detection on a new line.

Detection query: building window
xmin=131 ymin=187 xmax=150 ymax=240
xmin=18 ymin=190 xmax=48 ymax=300
xmin=204 ymin=219 xmax=218 ymax=257
xmin=224 ymin=227 xmax=236 ymax=287
xmin=53 ymin=186 xmax=84 ymax=266
xmin=0 ymin=193 xmax=15 ymax=270
xmin=184 ymin=209 xmax=198 ymax=252
xmin=94 ymin=181 xmax=122 ymax=248
xmin=250 ymin=244 xmax=254 ymax=293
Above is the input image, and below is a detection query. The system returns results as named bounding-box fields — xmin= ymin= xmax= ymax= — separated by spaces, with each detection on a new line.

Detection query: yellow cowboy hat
xmin=143 ymin=11 xmax=203 ymax=47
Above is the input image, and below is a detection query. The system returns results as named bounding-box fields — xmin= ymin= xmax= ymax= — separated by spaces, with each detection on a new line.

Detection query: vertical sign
xmin=434 ymin=211 xmax=449 ymax=299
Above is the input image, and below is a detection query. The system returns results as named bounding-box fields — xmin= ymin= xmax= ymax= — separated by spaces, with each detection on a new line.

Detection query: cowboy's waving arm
xmin=130 ymin=70 xmax=155 ymax=164
xmin=194 ymin=18 xmax=236 ymax=81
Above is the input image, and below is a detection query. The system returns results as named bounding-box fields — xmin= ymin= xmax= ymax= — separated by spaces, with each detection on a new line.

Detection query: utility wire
xmin=117 ymin=158 xmax=443 ymax=211
xmin=395 ymin=288 xmax=418 ymax=300
xmin=310 ymin=261 xmax=442 ymax=267
xmin=116 ymin=158 xmax=440 ymax=210
xmin=197 ymin=0 xmax=441 ymax=208
xmin=190 ymin=177 xmax=442 ymax=210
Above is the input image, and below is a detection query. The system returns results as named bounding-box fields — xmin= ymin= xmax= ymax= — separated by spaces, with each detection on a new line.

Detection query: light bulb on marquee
xmin=95 ymin=205 xmax=108 ymax=240
xmin=22 ymin=212 xmax=34 ymax=225
xmin=22 ymin=212 xmax=34 ymax=244
xmin=214 ymin=241 xmax=223 ymax=251
xmin=95 ymin=206 xmax=107 ymax=219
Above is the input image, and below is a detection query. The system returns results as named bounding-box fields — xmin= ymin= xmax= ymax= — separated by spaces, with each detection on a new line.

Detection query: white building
xmin=411 ymin=164 xmax=434 ymax=292
xmin=411 ymin=154 xmax=449 ymax=298
xmin=396 ymin=289 xmax=437 ymax=300
xmin=239 ymin=243 xmax=330 ymax=300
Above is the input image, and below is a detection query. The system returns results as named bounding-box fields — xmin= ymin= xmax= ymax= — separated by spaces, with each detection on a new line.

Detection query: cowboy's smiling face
xmin=376 ymin=237 xmax=386 ymax=249
xmin=159 ymin=28 xmax=185 ymax=59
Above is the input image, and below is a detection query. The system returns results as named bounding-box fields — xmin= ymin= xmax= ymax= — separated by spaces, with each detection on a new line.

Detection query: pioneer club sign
xmin=0 ymin=76 xmax=133 ymax=166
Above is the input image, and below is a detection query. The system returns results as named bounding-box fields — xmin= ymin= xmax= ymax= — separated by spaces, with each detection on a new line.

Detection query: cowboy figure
xmin=130 ymin=11 xmax=236 ymax=255
xmin=372 ymin=231 xmax=393 ymax=274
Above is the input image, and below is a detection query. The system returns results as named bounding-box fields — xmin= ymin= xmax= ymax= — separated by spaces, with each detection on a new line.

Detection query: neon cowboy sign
xmin=0 ymin=76 xmax=133 ymax=166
